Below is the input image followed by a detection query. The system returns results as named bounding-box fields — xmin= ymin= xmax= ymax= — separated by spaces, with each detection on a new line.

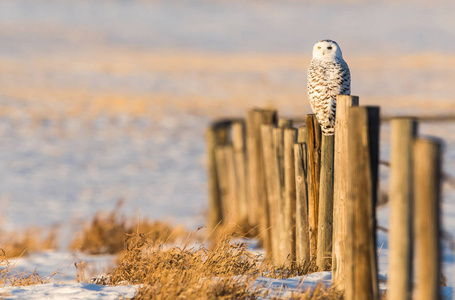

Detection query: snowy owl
xmin=307 ymin=40 xmax=351 ymax=136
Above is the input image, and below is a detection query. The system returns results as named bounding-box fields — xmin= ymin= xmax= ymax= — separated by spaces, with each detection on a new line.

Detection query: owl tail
xmin=315 ymin=111 xmax=336 ymax=136
xmin=321 ymin=126 xmax=335 ymax=136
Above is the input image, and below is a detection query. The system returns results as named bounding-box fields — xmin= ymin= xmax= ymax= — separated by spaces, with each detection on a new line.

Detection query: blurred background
xmin=0 ymin=0 xmax=454 ymax=250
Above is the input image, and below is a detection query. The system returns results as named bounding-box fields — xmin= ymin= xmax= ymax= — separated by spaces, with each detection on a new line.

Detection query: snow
xmin=1 ymin=283 xmax=137 ymax=300
xmin=1 ymin=0 xmax=455 ymax=298
xmin=254 ymin=272 xmax=333 ymax=298
xmin=5 ymin=251 xmax=115 ymax=282
xmin=1 ymin=251 xmax=138 ymax=299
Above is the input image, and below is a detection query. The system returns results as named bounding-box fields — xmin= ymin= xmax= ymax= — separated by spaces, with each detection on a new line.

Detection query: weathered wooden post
xmin=317 ymin=133 xmax=334 ymax=270
xmin=283 ymin=128 xmax=297 ymax=264
xmin=246 ymin=109 xmax=277 ymax=253
xmin=294 ymin=140 xmax=310 ymax=263
xmin=261 ymin=124 xmax=280 ymax=262
xmin=215 ymin=145 xmax=236 ymax=225
xmin=345 ymin=106 xmax=380 ymax=300
xmin=246 ymin=110 xmax=260 ymax=226
xmin=297 ymin=126 xmax=307 ymax=144
xmin=207 ymin=122 xmax=229 ymax=231
xmin=279 ymin=118 xmax=293 ymax=128
xmin=232 ymin=121 xmax=249 ymax=225
xmin=272 ymin=126 xmax=287 ymax=264
xmin=388 ymin=118 xmax=418 ymax=300
xmin=414 ymin=138 xmax=442 ymax=300
xmin=332 ymin=95 xmax=359 ymax=288
xmin=306 ymin=114 xmax=322 ymax=260
xmin=214 ymin=146 xmax=228 ymax=222
xmin=225 ymin=145 xmax=238 ymax=225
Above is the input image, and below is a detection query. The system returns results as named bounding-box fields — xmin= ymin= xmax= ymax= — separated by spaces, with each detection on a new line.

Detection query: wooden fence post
xmin=295 ymin=141 xmax=310 ymax=263
xmin=273 ymin=126 xmax=287 ymax=264
xmin=225 ymin=145 xmax=238 ymax=225
xmin=332 ymin=95 xmax=359 ymax=288
xmin=214 ymin=145 xmax=237 ymax=225
xmin=279 ymin=118 xmax=293 ymax=128
xmin=232 ymin=121 xmax=249 ymax=225
xmin=306 ymin=114 xmax=322 ymax=260
xmin=317 ymin=134 xmax=334 ymax=270
xmin=214 ymin=146 xmax=229 ymax=223
xmin=388 ymin=118 xmax=418 ymax=300
xmin=246 ymin=109 xmax=277 ymax=253
xmin=346 ymin=106 xmax=380 ymax=300
xmin=297 ymin=126 xmax=307 ymax=144
xmin=414 ymin=138 xmax=442 ymax=300
xmin=207 ymin=123 xmax=229 ymax=231
xmin=261 ymin=124 xmax=280 ymax=263
xmin=283 ymin=128 xmax=297 ymax=264
xmin=246 ymin=110 xmax=259 ymax=227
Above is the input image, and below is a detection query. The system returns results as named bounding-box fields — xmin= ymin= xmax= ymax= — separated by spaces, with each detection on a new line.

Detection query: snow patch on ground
xmin=1 ymin=283 xmax=138 ymax=300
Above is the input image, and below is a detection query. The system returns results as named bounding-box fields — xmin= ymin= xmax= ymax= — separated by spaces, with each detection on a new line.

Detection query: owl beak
xmin=322 ymin=50 xmax=326 ymax=56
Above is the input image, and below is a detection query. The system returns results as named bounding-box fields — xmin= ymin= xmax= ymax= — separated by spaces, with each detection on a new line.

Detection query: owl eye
xmin=327 ymin=46 xmax=333 ymax=50
xmin=318 ymin=46 xmax=321 ymax=49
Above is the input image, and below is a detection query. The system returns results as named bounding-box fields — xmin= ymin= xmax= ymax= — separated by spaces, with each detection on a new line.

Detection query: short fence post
xmin=246 ymin=109 xmax=277 ymax=253
xmin=283 ymin=128 xmax=297 ymax=264
xmin=332 ymin=95 xmax=359 ymax=289
xmin=226 ymin=145 xmax=239 ymax=225
xmin=388 ymin=118 xmax=418 ymax=300
xmin=295 ymin=140 xmax=310 ymax=263
xmin=414 ymin=138 xmax=442 ymax=300
xmin=279 ymin=118 xmax=293 ymax=128
xmin=273 ymin=126 xmax=287 ymax=264
xmin=346 ymin=106 xmax=380 ymax=300
xmin=214 ymin=146 xmax=229 ymax=223
xmin=317 ymin=134 xmax=334 ymax=270
xmin=297 ymin=126 xmax=307 ymax=144
xmin=232 ymin=121 xmax=249 ymax=225
xmin=207 ymin=123 xmax=229 ymax=231
xmin=246 ymin=110 xmax=259 ymax=226
xmin=214 ymin=145 xmax=236 ymax=225
xmin=261 ymin=124 xmax=280 ymax=262
xmin=306 ymin=114 xmax=322 ymax=260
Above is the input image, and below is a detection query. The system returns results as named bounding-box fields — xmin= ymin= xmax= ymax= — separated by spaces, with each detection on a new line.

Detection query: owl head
xmin=312 ymin=40 xmax=343 ymax=60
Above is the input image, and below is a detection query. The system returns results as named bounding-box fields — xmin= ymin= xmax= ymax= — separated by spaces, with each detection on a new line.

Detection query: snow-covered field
xmin=1 ymin=0 xmax=455 ymax=298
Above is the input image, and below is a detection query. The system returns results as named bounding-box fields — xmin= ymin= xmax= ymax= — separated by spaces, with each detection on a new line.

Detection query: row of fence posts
xmin=206 ymin=95 xmax=443 ymax=299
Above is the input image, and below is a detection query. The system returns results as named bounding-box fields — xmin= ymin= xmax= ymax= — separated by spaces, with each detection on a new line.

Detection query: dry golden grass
xmin=210 ymin=218 xmax=261 ymax=245
xmin=0 ymin=215 xmax=343 ymax=298
xmin=263 ymin=258 xmax=325 ymax=280
xmin=70 ymin=203 xmax=188 ymax=255
xmin=0 ymin=250 xmax=52 ymax=287
xmin=109 ymin=233 xmax=260 ymax=299
xmin=103 ymin=231 xmax=342 ymax=299
xmin=0 ymin=227 xmax=58 ymax=259
xmin=64 ymin=203 xmax=339 ymax=298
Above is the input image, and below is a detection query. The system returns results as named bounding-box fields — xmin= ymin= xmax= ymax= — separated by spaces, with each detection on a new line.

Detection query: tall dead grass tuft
xmin=105 ymin=231 xmax=342 ymax=299
xmin=0 ymin=227 xmax=58 ymax=258
xmin=290 ymin=283 xmax=343 ymax=300
xmin=70 ymin=204 xmax=188 ymax=255
xmin=261 ymin=258 xmax=320 ymax=280
xmin=212 ymin=219 xmax=261 ymax=243
xmin=109 ymin=233 xmax=261 ymax=299
xmin=70 ymin=207 xmax=129 ymax=255
xmin=0 ymin=250 xmax=52 ymax=287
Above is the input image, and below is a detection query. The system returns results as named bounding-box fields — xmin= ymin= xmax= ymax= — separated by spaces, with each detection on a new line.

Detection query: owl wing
xmin=325 ymin=59 xmax=350 ymax=117
xmin=334 ymin=59 xmax=351 ymax=96
xmin=307 ymin=59 xmax=351 ymax=136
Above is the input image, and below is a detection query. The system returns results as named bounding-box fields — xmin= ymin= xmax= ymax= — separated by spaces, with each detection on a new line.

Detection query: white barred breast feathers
xmin=307 ymin=40 xmax=351 ymax=136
